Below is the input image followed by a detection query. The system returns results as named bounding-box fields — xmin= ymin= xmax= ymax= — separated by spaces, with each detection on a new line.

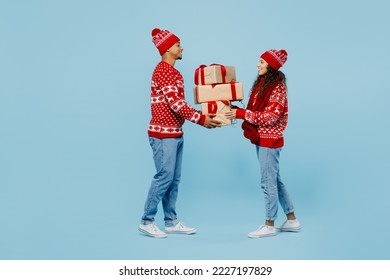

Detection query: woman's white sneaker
xmin=276 ymin=219 xmax=301 ymax=232
xmin=248 ymin=224 xmax=276 ymax=238
xmin=138 ymin=222 xmax=168 ymax=238
xmin=164 ymin=221 xmax=197 ymax=234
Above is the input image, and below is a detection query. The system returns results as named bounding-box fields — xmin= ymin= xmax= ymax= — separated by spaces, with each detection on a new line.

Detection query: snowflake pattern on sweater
xmin=148 ymin=61 xmax=205 ymax=138
xmin=237 ymin=83 xmax=288 ymax=148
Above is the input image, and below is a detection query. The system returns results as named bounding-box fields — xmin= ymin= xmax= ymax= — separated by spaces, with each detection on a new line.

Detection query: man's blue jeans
xmin=256 ymin=146 xmax=295 ymax=221
xmin=141 ymin=137 xmax=183 ymax=227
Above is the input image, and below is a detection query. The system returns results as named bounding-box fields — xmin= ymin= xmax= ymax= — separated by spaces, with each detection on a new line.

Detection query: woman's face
xmin=257 ymin=58 xmax=268 ymax=76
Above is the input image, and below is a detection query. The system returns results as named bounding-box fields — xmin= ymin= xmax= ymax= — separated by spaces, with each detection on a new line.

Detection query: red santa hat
xmin=151 ymin=28 xmax=180 ymax=55
xmin=260 ymin=49 xmax=288 ymax=70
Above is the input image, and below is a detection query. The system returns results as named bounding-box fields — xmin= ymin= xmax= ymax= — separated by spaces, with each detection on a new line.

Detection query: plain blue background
xmin=1 ymin=0 xmax=389 ymax=259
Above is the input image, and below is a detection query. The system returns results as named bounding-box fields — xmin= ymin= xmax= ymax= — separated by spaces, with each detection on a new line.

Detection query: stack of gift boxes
xmin=193 ymin=64 xmax=244 ymax=125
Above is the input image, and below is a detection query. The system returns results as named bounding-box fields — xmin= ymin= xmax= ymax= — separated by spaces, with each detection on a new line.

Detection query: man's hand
xmin=203 ymin=115 xmax=222 ymax=129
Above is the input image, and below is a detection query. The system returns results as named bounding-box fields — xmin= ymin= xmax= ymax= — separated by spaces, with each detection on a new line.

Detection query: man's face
xmin=167 ymin=41 xmax=183 ymax=60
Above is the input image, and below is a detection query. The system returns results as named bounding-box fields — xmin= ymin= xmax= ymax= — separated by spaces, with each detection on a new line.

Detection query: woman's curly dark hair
xmin=250 ymin=65 xmax=287 ymax=102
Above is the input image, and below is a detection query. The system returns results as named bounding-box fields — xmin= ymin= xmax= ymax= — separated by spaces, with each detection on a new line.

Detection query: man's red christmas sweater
xmin=148 ymin=61 xmax=205 ymax=138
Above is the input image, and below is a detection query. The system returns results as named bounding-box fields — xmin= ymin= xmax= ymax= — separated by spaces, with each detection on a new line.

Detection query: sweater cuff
xmin=236 ymin=109 xmax=246 ymax=119
xmin=198 ymin=114 xmax=206 ymax=126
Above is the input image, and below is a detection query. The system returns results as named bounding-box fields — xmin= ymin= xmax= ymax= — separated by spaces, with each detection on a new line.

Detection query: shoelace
xmin=256 ymin=224 xmax=273 ymax=232
xmin=176 ymin=222 xmax=185 ymax=229
xmin=257 ymin=225 xmax=266 ymax=231
xmin=150 ymin=222 xmax=162 ymax=233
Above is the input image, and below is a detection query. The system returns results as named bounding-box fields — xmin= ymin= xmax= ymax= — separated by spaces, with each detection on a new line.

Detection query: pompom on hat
xmin=260 ymin=49 xmax=288 ymax=70
xmin=151 ymin=28 xmax=180 ymax=55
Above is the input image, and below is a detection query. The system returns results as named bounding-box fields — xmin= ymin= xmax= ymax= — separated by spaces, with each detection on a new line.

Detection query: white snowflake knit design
xmin=268 ymin=49 xmax=287 ymax=66
xmin=148 ymin=61 xmax=202 ymax=138
xmin=244 ymin=84 xmax=288 ymax=147
xmin=153 ymin=30 xmax=174 ymax=47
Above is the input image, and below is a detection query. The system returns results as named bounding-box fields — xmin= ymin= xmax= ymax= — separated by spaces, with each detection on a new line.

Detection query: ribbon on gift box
xmin=207 ymin=100 xmax=230 ymax=114
xmin=229 ymin=82 xmax=237 ymax=100
xmin=194 ymin=82 xmax=239 ymax=104
xmin=194 ymin=64 xmax=227 ymax=85
xmin=209 ymin=82 xmax=237 ymax=100
xmin=194 ymin=64 xmax=206 ymax=85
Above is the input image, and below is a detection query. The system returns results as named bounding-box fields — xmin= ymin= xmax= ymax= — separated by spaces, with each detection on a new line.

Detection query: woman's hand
xmin=225 ymin=109 xmax=237 ymax=120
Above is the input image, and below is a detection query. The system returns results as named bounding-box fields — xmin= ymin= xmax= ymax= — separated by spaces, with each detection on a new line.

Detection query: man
xmin=138 ymin=28 xmax=221 ymax=238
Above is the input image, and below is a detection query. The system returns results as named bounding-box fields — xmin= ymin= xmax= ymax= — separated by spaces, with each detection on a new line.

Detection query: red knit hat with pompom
xmin=151 ymin=28 xmax=180 ymax=55
xmin=260 ymin=49 xmax=288 ymax=70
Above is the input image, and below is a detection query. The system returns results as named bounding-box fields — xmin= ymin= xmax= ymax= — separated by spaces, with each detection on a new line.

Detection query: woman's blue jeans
xmin=141 ymin=137 xmax=183 ymax=227
xmin=256 ymin=146 xmax=295 ymax=221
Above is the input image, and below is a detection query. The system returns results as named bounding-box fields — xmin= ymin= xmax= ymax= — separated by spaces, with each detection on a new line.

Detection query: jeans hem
xmin=140 ymin=220 xmax=154 ymax=225
xmin=164 ymin=219 xmax=178 ymax=227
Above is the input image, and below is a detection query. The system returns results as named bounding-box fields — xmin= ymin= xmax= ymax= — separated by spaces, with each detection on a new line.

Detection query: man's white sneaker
xmin=276 ymin=219 xmax=301 ymax=232
xmin=164 ymin=221 xmax=197 ymax=234
xmin=248 ymin=224 xmax=276 ymax=238
xmin=138 ymin=222 xmax=167 ymax=238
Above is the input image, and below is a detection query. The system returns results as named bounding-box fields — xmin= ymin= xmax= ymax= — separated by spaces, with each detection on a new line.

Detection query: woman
xmin=225 ymin=49 xmax=301 ymax=238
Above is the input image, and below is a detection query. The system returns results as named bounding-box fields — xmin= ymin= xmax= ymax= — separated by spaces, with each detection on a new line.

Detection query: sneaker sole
xmin=277 ymin=226 xmax=301 ymax=232
xmin=138 ymin=228 xmax=167 ymax=238
xmin=248 ymin=232 xmax=276 ymax=238
xmin=164 ymin=229 xmax=197 ymax=235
